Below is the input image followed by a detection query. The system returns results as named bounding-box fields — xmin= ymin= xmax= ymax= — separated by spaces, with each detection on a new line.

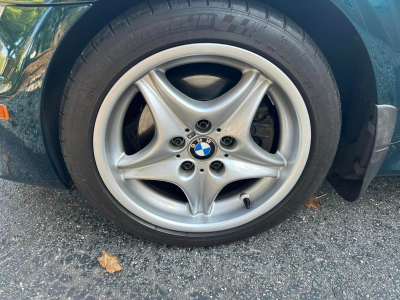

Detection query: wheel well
xmin=42 ymin=0 xmax=376 ymax=187
xmin=42 ymin=1 xmax=142 ymax=187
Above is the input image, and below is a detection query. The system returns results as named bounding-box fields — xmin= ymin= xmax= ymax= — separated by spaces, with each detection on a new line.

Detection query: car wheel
xmin=60 ymin=0 xmax=341 ymax=246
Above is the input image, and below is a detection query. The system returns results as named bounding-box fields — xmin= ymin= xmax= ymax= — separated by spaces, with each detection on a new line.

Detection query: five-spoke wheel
xmin=61 ymin=1 xmax=340 ymax=245
xmin=93 ymin=44 xmax=311 ymax=232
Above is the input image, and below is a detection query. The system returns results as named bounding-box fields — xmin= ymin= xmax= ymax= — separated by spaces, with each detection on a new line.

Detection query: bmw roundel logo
xmin=189 ymin=137 xmax=217 ymax=160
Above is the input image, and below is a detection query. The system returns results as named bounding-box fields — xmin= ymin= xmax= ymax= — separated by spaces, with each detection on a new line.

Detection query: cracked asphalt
xmin=0 ymin=177 xmax=400 ymax=299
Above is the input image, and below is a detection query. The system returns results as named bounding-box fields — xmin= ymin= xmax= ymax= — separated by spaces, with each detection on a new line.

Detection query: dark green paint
xmin=0 ymin=4 xmax=89 ymax=186
xmin=331 ymin=0 xmax=400 ymax=174
xmin=0 ymin=0 xmax=95 ymax=4
xmin=0 ymin=0 xmax=400 ymax=187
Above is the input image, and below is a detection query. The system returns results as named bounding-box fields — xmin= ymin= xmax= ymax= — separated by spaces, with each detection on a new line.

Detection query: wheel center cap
xmin=188 ymin=136 xmax=217 ymax=160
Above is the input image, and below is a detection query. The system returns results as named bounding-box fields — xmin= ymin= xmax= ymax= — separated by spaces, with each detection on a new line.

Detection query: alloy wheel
xmin=93 ymin=43 xmax=311 ymax=233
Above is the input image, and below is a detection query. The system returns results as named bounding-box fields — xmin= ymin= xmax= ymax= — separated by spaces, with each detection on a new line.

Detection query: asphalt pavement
xmin=0 ymin=177 xmax=400 ymax=299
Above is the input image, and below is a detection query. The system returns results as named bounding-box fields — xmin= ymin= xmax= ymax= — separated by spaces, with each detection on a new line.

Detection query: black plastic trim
xmin=328 ymin=104 xmax=397 ymax=201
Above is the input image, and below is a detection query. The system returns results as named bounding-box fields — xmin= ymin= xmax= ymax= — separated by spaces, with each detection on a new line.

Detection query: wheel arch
xmin=41 ymin=0 xmax=377 ymax=188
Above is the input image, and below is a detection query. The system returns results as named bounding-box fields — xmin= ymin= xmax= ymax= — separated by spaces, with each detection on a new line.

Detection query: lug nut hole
xmin=181 ymin=161 xmax=194 ymax=170
xmin=221 ymin=136 xmax=234 ymax=146
xmin=210 ymin=161 xmax=223 ymax=170
xmin=196 ymin=119 xmax=211 ymax=132
xmin=171 ymin=137 xmax=185 ymax=146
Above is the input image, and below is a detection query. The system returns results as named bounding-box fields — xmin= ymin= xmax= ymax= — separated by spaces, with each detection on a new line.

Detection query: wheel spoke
xmin=209 ymin=70 xmax=268 ymax=128
xmin=223 ymin=156 xmax=281 ymax=181
xmin=147 ymin=69 xmax=267 ymax=129
xmin=136 ymin=73 xmax=186 ymax=140
xmin=182 ymin=156 xmax=281 ymax=215
xmin=142 ymin=69 xmax=202 ymax=129
xmin=119 ymin=156 xmax=181 ymax=181
xmin=220 ymin=74 xmax=271 ymax=137
xmin=217 ymin=74 xmax=286 ymax=166
xmin=118 ymin=146 xmax=219 ymax=214
xmin=116 ymin=137 xmax=171 ymax=172
xmin=234 ymin=138 xmax=287 ymax=167
xmin=180 ymin=169 xmax=222 ymax=215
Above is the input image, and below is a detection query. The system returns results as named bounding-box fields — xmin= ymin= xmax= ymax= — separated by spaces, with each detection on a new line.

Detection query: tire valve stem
xmin=240 ymin=193 xmax=251 ymax=209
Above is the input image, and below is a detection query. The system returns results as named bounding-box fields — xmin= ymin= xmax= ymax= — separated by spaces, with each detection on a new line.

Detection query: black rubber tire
xmin=60 ymin=0 xmax=341 ymax=246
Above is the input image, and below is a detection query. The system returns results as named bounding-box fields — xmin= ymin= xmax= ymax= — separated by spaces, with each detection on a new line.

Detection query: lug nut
xmin=181 ymin=161 xmax=194 ymax=170
xmin=210 ymin=161 xmax=223 ymax=170
xmin=221 ymin=136 xmax=234 ymax=146
xmin=171 ymin=137 xmax=184 ymax=146
xmin=196 ymin=119 xmax=211 ymax=131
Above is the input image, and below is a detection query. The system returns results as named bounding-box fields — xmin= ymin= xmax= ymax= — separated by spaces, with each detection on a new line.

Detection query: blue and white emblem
xmin=195 ymin=142 xmax=211 ymax=156
xmin=189 ymin=137 xmax=217 ymax=160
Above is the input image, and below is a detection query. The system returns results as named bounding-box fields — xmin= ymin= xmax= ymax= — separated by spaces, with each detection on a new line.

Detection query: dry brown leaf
xmin=98 ymin=250 xmax=123 ymax=274
xmin=3 ymin=154 xmax=10 ymax=174
xmin=68 ymin=203 xmax=79 ymax=207
xmin=2 ymin=154 xmax=10 ymax=163
xmin=69 ymin=183 xmax=77 ymax=194
xmin=304 ymin=194 xmax=327 ymax=210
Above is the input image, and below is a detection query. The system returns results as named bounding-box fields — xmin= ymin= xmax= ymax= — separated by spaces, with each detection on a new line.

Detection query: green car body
xmin=0 ymin=0 xmax=399 ymax=201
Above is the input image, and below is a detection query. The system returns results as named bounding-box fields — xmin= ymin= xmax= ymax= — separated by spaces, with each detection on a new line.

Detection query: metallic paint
xmin=332 ymin=0 xmax=400 ymax=174
xmin=0 ymin=4 xmax=89 ymax=186
xmin=0 ymin=0 xmax=95 ymax=5
xmin=0 ymin=0 xmax=399 ymax=188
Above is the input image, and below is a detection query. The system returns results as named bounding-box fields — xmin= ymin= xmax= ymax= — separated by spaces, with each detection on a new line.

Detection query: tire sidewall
xmin=61 ymin=5 xmax=340 ymax=246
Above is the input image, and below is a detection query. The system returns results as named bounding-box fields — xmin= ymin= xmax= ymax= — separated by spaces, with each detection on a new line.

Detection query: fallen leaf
xmin=3 ymin=154 xmax=10 ymax=175
xmin=68 ymin=203 xmax=79 ymax=207
xmin=2 ymin=154 xmax=10 ymax=163
xmin=304 ymin=194 xmax=327 ymax=210
xmin=98 ymin=250 xmax=123 ymax=274
xmin=69 ymin=183 xmax=77 ymax=194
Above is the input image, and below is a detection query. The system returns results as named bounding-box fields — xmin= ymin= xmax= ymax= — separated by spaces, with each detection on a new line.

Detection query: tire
xmin=60 ymin=0 xmax=341 ymax=246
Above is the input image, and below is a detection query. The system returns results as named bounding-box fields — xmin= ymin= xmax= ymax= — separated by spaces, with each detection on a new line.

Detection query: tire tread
xmin=59 ymin=0 xmax=341 ymax=246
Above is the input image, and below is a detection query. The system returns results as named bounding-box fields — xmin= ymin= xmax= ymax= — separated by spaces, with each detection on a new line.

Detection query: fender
xmin=266 ymin=0 xmax=400 ymax=200
xmin=0 ymin=0 xmax=95 ymax=5
xmin=0 ymin=3 xmax=91 ymax=186
xmin=330 ymin=0 xmax=400 ymax=176
xmin=0 ymin=0 xmax=399 ymax=195
xmin=327 ymin=0 xmax=400 ymax=199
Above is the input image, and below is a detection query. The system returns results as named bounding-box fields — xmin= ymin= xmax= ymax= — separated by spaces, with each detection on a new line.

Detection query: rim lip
xmin=94 ymin=43 xmax=311 ymax=233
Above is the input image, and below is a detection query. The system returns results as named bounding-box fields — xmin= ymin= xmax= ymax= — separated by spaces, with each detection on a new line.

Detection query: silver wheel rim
xmin=94 ymin=43 xmax=311 ymax=233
